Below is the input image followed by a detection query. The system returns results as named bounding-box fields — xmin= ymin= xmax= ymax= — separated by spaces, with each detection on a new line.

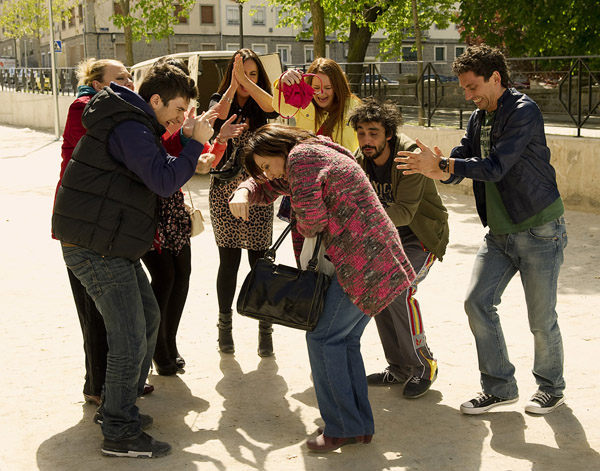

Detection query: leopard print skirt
xmin=209 ymin=168 xmax=273 ymax=250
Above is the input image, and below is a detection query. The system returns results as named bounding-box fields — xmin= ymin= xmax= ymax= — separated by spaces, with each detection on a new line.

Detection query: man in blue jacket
xmin=397 ymin=45 xmax=567 ymax=415
xmin=53 ymin=63 xmax=216 ymax=457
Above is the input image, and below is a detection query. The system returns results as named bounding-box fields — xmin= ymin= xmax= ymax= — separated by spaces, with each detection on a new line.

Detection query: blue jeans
xmin=62 ymin=246 xmax=160 ymax=441
xmin=306 ymin=276 xmax=373 ymax=438
xmin=464 ymin=217 xmax=567 ymax=399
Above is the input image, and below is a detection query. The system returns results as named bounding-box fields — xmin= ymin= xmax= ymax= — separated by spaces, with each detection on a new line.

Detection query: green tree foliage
xmin=0 ymin=0 xmax=71 ymax=66
xmin=111 ymin=0 xmax=196 ymax=65
xmin=458 ymin=0 xmax=600 ymax=56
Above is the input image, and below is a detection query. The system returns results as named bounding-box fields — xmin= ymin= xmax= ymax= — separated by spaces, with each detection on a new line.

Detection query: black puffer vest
xmin=52 ymin=87 xmax=164 ymax=260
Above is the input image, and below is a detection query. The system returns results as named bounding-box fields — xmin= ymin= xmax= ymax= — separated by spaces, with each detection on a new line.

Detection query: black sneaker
xmin=460 ymin=392 xmax=519 ymax=415
xmin=101 ymin=431 xmax=171 ymax=458
xmin=403 ymin=367 xmax=438 ymax=399
xmin=367 ymin=367 xmax=403 ymax=386
xmin=94 ymin=410 xmax=153 ymax=429
xmin=524 ymin=390 xmax=565 ymax=415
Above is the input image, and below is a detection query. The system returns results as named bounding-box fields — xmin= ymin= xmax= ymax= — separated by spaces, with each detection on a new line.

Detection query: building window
xmin=175 ymin=43 xmax=189 ymax=53
xmin=174 ymin=5 xmax=188 ymax=24
xmin=252 ymin=44 xmax=267 ymax=54
xmin=200 ymin=5 xmax=214 ymax=25
xmin=434 ymin=46 xmax=446 ymax=61
xmin=62 ymin=19 xmax=66 ymax=29
xmin=113 ymin=2 xmax=123 ymax=15
xmin=277 ymin=45 xmax=291 ymax=64
xmin=226 ymin=6 xmax=239 ymax=25
xmin=402 ymin=46 xmax=417 ymax=61
xmin=304 ymin=46 xmax=314 ymax=64
xmin=201 ymin=43 xmax=217 ymax=51
xmin=251 ymin=6 xmax=266 ymax=26
xmin=68 ymin=7 xmax=76 ymax=27
xmin=78 ymin=4 xmax=83 ymax=24
xmin=455 ymin=46 xmax=465 ymax=58
xmin=226 ymin=43 xmax=239 ymax=51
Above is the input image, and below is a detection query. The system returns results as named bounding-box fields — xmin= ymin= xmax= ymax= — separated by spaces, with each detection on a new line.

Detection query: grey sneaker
xmin=94 ymin=410 xmax=153 ymax=429
xmin=101 ymin=431 xmax=171 ymax=458
xmin=367 ymin=367 xmax=403 ymax=386
xmin=524 ymin=390 xmax=565 ymax=415
xmin=460 ymin=392 xmax=519 ymax=415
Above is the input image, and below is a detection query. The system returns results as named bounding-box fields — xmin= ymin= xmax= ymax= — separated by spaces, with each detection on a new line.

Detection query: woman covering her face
xmin=229 ymin=123 xmax=416 ymax=452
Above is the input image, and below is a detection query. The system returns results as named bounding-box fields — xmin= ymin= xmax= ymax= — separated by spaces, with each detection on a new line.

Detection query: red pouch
xmin=277 ymin=73 xmax=323 ymax=119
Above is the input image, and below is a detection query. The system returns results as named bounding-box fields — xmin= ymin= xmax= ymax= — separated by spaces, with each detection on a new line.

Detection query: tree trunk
xmin=309 ymin=0 xmax=326 ymax=59
xmin=411 ymin=0 xmax=425 ymax=125
xmin=124 ymin=25 xmax=134 ymax=66
xmin=346 ymin=6 xmax=381 ymax=93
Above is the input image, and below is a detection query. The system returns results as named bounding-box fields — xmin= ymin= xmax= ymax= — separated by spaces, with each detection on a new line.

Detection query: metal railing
xmin=2 ymin=55 xmax=599 ymax=135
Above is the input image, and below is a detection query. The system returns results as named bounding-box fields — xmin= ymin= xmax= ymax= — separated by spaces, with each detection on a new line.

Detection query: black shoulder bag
xmin=237 ymin=222 xmax=331 ymax=331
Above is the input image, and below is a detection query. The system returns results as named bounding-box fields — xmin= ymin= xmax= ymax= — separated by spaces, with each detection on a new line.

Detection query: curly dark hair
xmin=452 ymin=45 xmax=509 ymax=88
xmin=347 ymin=97 xmax=402 ymax=139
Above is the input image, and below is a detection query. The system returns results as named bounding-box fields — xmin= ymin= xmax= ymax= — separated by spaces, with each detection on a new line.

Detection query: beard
xmin=361 ymin=142 xmax=387 ymax=160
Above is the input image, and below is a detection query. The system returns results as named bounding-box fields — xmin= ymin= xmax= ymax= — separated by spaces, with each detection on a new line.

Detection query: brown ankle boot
xmin=258 ymin=321 xmax=274 ymax=357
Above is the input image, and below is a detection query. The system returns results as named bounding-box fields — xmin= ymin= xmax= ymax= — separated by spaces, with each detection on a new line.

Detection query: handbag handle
xmin=265 ymin=222 xmax=324 ymax=272
xmin=277 ymin=72 xmax=324 ymax=120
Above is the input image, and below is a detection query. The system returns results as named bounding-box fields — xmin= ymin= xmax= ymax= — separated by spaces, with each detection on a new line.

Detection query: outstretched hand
xmin=181 ymin=106 xmax=196 ymax=138
xmin=196 ymin=153 xmax=216 ymax=174
xmin=395 ymin=139 xmax=447 ymax=180
xmin=229 ymin=188 xmax=250 ymax=221
xmin=218 ymin=114 xmax=248 ymax=142
xmin=280 ymin=69 xmax=302 ymax=87
xmin=191 ymin=109 xmax=218 ymax=144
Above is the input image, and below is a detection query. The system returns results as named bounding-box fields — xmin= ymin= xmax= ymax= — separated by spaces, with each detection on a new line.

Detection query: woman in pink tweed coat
xmin=229 ymin=123 xmax=416 ymax=452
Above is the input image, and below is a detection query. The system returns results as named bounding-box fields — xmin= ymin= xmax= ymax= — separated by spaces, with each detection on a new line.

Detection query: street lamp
xmin=234 ymin=0 xmax=247 ymax=49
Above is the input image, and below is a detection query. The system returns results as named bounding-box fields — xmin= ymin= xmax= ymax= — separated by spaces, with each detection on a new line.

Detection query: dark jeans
xmin=62 ymin=246 xmax=160 ymax=441
xmin=67 ymin=268 xmax=107 ymax=397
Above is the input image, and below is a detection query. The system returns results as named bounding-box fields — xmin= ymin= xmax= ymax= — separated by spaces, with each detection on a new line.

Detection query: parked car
xmin=362 ymin=73 xmax=400 ymax=85
xmin=423 ymin=73 xmax=458 ymax=83
xmin=131 ymin=50 xmax=282 ymax=113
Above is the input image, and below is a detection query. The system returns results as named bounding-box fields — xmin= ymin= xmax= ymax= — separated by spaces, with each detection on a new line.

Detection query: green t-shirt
xmin=480 ymin=111 xmax=564 ymax=235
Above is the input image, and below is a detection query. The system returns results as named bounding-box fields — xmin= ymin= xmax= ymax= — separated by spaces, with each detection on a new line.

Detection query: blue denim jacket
xmin=445 ymin=88 xmax=560 ymax=227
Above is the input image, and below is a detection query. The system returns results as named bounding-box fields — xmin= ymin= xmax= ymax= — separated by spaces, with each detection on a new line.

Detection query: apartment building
xmin=0 ymin=0 xmax=465 ymax=70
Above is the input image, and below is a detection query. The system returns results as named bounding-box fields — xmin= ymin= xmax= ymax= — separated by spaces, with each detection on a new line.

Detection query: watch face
xmin=439 ymin=158 xmax=449 ymax=171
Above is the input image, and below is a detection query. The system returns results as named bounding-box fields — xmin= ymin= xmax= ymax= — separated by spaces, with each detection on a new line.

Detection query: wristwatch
xmin=438 ymin=157 xmax=450 ymax=172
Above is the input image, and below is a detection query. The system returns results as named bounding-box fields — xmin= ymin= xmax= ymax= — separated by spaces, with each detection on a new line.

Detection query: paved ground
xmin=0 ymin=124 xmax=599 ymax=471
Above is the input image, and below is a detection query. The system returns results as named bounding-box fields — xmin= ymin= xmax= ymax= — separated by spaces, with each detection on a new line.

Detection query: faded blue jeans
xmin=306 ymin=276 xmax=374 ymax=438
xmin=464 ymin=217 xmax=567 ymax=399
xmin=62 ymin=245 xmax=160 ymax=441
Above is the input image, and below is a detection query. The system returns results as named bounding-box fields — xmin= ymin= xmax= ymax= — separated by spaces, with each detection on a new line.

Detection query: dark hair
xmin=452 ymin=45 xmax=509 ymax=88
xmin=347 ymin=97 xmax=402 ymax=139
xmin=138 ymin=63 xmax=197 ymax=106
xmin=217 ymin=48 xmax=272 ymax=95
xmin=152 ymin=56 xmax=190 ymax=76
xmin=243 ymin=123 xmax=315 ymax=180
xmin=216 ymin=48 xmax=273 ymax=132
xmin=306 ymin=58 xmax=356 ymax=138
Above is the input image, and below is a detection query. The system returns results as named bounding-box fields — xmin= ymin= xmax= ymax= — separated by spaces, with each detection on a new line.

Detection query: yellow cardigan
xmin=273 ymin=79 xmax=360 ymax=153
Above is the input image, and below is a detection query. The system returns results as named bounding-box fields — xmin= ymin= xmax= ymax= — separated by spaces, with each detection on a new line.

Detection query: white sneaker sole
xmin=524 ymin=395 xmax=565 ymax=415
xmin=460 ymin=396 xmax=519 ymax=415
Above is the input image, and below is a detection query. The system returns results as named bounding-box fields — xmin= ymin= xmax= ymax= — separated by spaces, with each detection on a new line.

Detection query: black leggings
xmin=217 ymin=247 xmax=265 ymax=313
xmin=142 ymin=244 xmax=191 ymax=364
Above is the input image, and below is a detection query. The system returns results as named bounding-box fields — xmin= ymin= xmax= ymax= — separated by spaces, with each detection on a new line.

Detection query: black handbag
xmin=237 ymin=222 xmax=331 ymax=331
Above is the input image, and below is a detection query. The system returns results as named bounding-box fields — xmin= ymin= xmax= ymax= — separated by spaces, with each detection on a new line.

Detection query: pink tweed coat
xmin=239 ymin=136 xmax=416 ymax=316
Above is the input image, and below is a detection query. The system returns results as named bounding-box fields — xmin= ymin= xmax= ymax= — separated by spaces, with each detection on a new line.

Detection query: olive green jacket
xmin=356 ymin=133 xmax=450 ymax=260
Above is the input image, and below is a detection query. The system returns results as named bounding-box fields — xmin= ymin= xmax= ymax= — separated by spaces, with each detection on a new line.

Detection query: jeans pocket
xmin=65 ymin=258 xmax=103 ymax=301
xmin=528 ymin=219 xmax=561 ymax=240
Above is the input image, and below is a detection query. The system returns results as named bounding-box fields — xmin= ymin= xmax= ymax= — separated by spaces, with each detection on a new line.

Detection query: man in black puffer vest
xmin=52 ymin=63 xmax=216 ymax=458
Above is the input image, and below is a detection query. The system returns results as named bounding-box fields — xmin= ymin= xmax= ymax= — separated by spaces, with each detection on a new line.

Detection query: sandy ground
xmin=0 ymin=124 xmax=599 ymax=471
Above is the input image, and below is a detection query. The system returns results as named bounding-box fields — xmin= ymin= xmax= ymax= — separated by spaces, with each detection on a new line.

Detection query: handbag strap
xmin=277 ymin=72 xmax=323 ymax=120
xmin=185 ymin=184 xmax=195 ymax=210
xmin=265 ymin=221 xmax=324 ymax=272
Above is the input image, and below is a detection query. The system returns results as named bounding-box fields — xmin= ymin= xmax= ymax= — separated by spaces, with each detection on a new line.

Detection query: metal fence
xmin=2 ymin=55 xmax=599 ymax=136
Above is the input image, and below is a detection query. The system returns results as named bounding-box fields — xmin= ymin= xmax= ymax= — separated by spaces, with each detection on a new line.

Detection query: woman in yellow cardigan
xmin=274 ymin=57 xmax=360 ymax=153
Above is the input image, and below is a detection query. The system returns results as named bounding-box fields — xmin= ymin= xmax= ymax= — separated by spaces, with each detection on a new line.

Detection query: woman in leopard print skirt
xmin=208 ymin=49 xmax=279 ymax=356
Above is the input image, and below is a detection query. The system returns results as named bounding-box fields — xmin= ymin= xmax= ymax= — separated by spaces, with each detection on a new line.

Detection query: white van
xmin=131 ymin=51 xmax=283 ymax=112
